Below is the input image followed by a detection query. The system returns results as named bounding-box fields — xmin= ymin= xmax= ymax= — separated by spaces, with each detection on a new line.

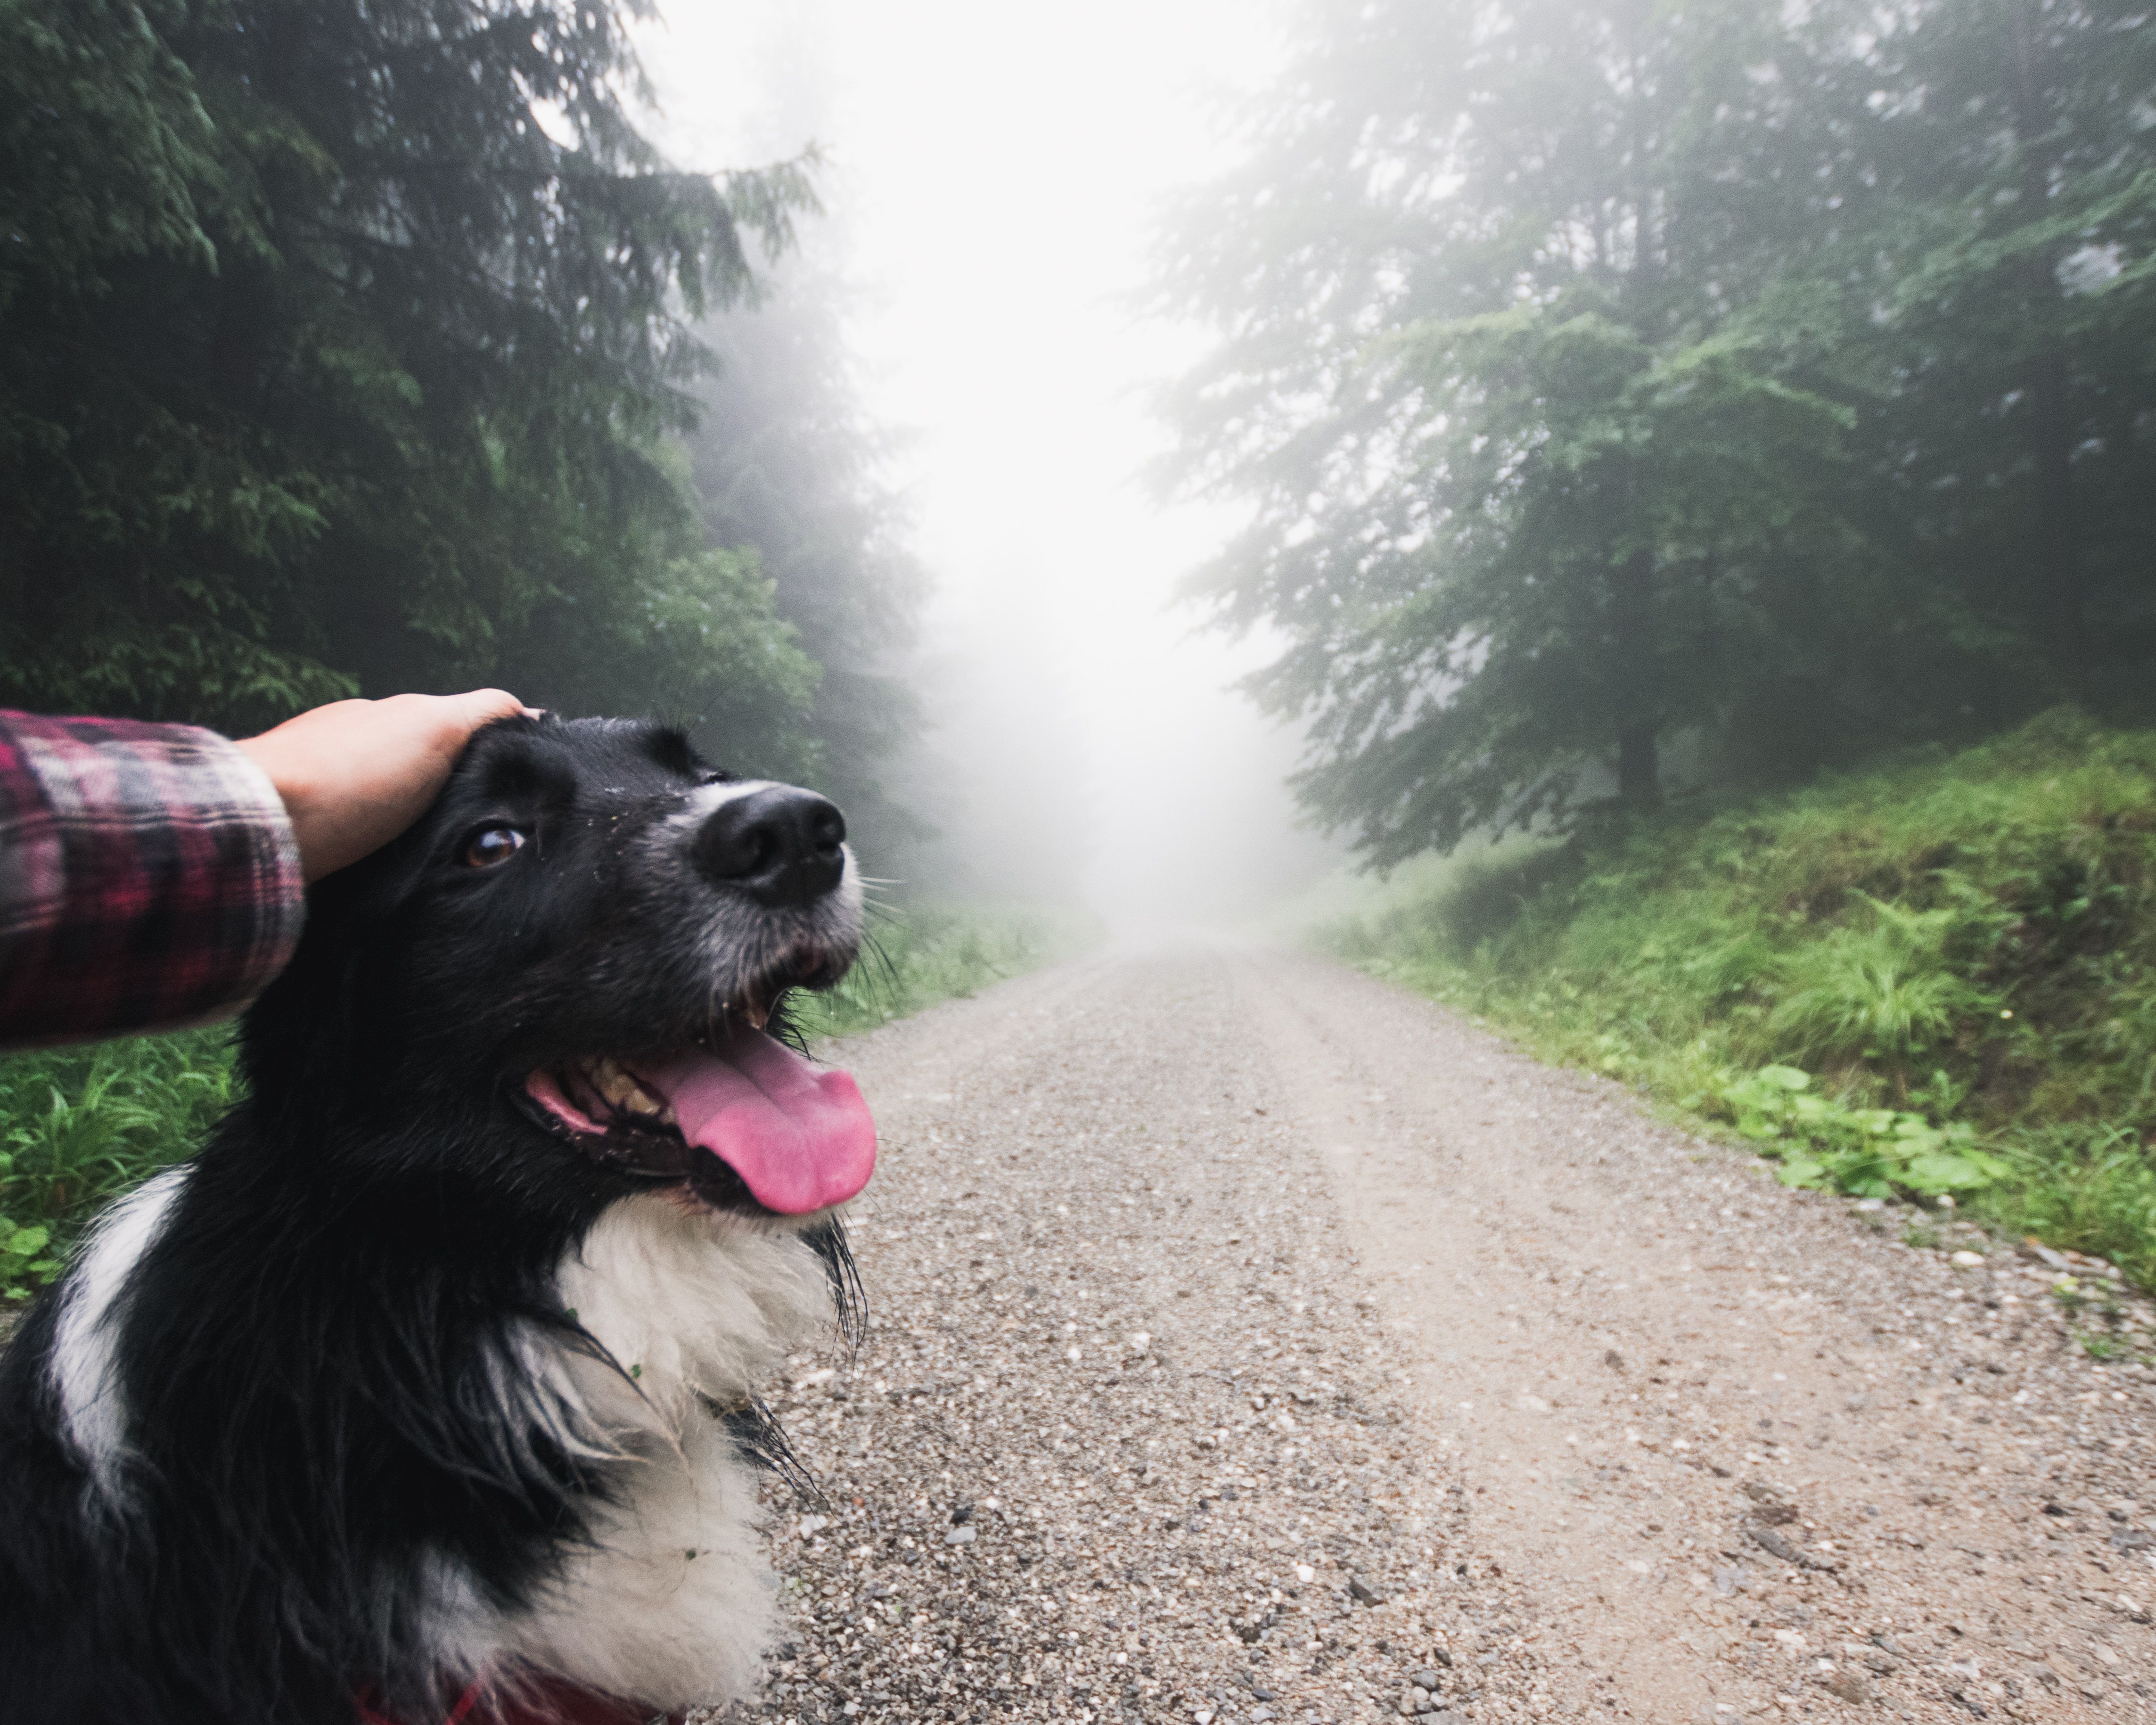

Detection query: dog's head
xmin=242 ymin=715 xmax=874 ymax=1223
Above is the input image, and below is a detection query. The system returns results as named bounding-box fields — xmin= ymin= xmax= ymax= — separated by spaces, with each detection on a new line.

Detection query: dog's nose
xmin=693 ymin=786 xmax=847 ymax=907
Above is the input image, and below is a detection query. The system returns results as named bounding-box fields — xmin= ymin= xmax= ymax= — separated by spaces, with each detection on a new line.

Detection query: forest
xmin=2 ymin=9 xmax=2152 ymax=1708
xmin=1156 ymin=0 xmax=2156 ymax=860
xmin=0 ymin=0 xmax=922 ymax=859
xmin=15 ymin=0 xmax=2149 ymax=870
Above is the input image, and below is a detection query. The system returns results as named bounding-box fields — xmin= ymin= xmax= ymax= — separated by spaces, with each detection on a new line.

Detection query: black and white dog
xmin=0 ymin=716 xmax=875 ymax=1725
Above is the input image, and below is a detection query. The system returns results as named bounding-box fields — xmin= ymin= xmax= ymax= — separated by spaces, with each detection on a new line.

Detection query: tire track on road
xmin=721 ymin=942 xmax=2154 ymax=1725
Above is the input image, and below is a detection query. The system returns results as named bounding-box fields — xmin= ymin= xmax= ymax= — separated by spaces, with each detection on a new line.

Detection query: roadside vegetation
xmin=788 ymin=902 xmax=1096 ymax=1037
xmin=1309 ymin=711 xmax=2156 ymax=1290
xmin=0 ymin=902 xmax=1086 ymax=1305
xmin=0 ymin=1032 xmax=238 ymax=1303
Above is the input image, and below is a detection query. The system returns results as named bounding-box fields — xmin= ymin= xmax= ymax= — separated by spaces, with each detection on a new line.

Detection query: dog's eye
xmin=461 ymin=826 xmax=527 ymax=869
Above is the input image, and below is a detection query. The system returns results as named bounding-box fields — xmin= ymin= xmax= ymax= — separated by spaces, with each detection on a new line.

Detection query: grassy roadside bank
xmin=789 ymin=901 xmax=1096 ymax=1039
xmin=0 ymin=901 xmax=1090 ymax=1305
xmin=1306 ymin=710 xmax=2156 ymax=1297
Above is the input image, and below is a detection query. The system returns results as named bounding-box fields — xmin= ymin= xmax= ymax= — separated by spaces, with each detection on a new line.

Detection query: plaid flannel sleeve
xmin=0 ymin=711 xmax=306 ymax=1047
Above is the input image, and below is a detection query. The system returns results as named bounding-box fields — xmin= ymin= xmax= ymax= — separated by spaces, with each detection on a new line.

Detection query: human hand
xmin=235 ymin=690 xmax=532 ymax=881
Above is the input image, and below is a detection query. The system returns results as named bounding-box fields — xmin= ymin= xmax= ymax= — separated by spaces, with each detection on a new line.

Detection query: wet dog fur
xmin=0 ymin=716 xmax=865 ymax=1725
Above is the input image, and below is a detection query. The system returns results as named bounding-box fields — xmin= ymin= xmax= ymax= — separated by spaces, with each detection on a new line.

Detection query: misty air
xmin=2 ymin=2 xmax=2153 ymax=1722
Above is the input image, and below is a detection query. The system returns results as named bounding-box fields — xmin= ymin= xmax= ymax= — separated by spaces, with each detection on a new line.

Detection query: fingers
xmin=377 ymin=689 xmax=533 ymax=769
xmin=443 ymin=687 xmax=533 ymax=729
xmin=237 ymin=689 xmax=537 ymax=881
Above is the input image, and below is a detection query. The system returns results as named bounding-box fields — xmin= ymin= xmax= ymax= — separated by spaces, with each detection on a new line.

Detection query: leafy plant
xmin=0 ymin=1220 xmax=56 ymax=1303
xmin=1767 ymin=894 xmax=1996 ymax=1090
xmin=1720 ymin=1064 xmax=2010 ymax=1199
xmin=1999 ymin=1124 xmax=2156 ymax=1294
xmin=0 ymin=1030 xmax=238 ymax=1301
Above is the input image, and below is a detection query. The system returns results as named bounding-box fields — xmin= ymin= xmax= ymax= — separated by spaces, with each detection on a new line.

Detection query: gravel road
xmin=710 ymin=941 xmax=2156 ymax=1725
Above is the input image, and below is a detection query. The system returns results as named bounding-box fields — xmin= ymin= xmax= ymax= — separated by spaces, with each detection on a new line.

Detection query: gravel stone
xmin=681 ymin=946 xmax=2156 ymax=1724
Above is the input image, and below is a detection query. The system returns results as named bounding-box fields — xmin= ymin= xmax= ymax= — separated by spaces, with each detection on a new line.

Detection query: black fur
xmin=0 ymin=717 xmax=862 ymax=1725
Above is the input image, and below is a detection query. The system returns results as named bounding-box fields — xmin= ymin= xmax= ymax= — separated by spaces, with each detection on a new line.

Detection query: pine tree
xmin=1154 ymin=0 xmax=2156 ymax=864
xmin=0 ymin=0 xmax=820 ymax=752
xmin=1858 ymin=0 xmax=2156 ymax=693
xmin=1156 ymin=0 xmax=1879 ymax=859
xmin=681 ymin=272 xmax=928 ymax=860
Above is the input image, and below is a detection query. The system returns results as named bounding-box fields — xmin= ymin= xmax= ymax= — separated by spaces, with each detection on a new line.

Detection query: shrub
xmin=789 ymin=903 xmax=1094 ymax=1038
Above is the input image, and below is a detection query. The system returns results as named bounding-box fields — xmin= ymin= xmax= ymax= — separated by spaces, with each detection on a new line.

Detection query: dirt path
xmin=730 ymin=941 xmax=2156 ymax=1725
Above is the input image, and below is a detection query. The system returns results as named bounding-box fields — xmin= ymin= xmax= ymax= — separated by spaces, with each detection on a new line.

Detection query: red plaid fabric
xmin=0 ymin=710 xmax=304 ymax=1047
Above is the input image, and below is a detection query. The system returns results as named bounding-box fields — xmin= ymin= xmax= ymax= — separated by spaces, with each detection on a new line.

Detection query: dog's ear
xmin=239 ymin=836 xmax=429 ymax=1125
xmin=640 ymin=722 xmax=701 ymax=780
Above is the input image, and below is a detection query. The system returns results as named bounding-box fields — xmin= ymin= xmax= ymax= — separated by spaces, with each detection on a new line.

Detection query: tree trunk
xmin=1614 ymin=22 xmax=1662 ymax=807
xmin=1617 ymin=722 xmax=1659 ymax=808
xmin=211 ymin=268 xmax=267 ymax=406
xmin=1612 ymin=546 xmax=1659 ymax=808
xmin=2007 ymin=0 xmax=2084 ymax=676
xmin=2025 ymin=329 xmax=2082 ymax=672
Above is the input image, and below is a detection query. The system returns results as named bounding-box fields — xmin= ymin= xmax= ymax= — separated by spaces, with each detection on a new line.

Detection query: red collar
xmin=356 ymin=1676 xmax=677 ymax=1725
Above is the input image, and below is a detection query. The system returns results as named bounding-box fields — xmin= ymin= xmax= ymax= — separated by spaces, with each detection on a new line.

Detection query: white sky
xmin=638 ymin=0 xmax=1340 ymax=922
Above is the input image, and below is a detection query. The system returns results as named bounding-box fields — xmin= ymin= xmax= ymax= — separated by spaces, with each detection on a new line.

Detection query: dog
xmin=0 ymin=715 xmax=875 ymax=1725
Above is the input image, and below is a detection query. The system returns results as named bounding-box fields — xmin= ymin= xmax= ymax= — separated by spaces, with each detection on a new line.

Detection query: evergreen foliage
xmin=682 ymin=275 xmax=929 ymax=860
xmin=1155 ymin=0 xmax=2156 ymax=862
xmin=0 ymin=0 xmax=824 ymax=761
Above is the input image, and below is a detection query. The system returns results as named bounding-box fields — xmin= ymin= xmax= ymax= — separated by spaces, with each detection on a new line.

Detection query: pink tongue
xmin=640 ymin=1030 xmax=876 ymax=1215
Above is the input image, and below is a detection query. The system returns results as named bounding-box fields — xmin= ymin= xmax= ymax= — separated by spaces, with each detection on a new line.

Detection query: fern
xmin=1768 ymin=893 xmax=1995 ymax=1081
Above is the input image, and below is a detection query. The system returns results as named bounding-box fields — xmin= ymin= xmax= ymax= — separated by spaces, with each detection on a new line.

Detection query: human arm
xmin=0 ymin=691 xmax=524 ymax=1047
xmin=231 ymin=690 xmax=528 ymax=883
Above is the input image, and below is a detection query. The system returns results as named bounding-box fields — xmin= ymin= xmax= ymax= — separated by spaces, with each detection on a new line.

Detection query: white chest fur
xmin=491 ymin=1196 xmax=833 ymax=1710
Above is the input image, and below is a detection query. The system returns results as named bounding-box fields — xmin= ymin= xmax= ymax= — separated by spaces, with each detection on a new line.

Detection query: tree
xmin=680 ymin=271 xmax=927 ymax=861
xmin=0 ymin=0 xmax=820 ymax=760
xmin=1302 ymin=294 xmax=1862 ymax=862
xmin=1156 ymin=0 xmax=1887 ymax=860
xmin=1856 ymin=0 xmax=2156 ymax=690
xmin=1154 ymin=0 xmax=2156 ymax=866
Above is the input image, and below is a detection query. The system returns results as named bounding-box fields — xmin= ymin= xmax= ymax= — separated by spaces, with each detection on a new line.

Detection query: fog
xmin=639 ymin=1 xmax=1341 ymax=926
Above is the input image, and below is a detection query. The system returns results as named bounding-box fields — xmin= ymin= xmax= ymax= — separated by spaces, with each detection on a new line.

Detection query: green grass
xmin=1307 ymin=708 xmax=2156 ymax=1288
xmin=788 ymin=901 xmax=1097 ymax=1037
xmin=0 ymin=901 xmax=1090 ymax=1304
xmin=0 ymin=1029 xmax=241 ymax=1300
